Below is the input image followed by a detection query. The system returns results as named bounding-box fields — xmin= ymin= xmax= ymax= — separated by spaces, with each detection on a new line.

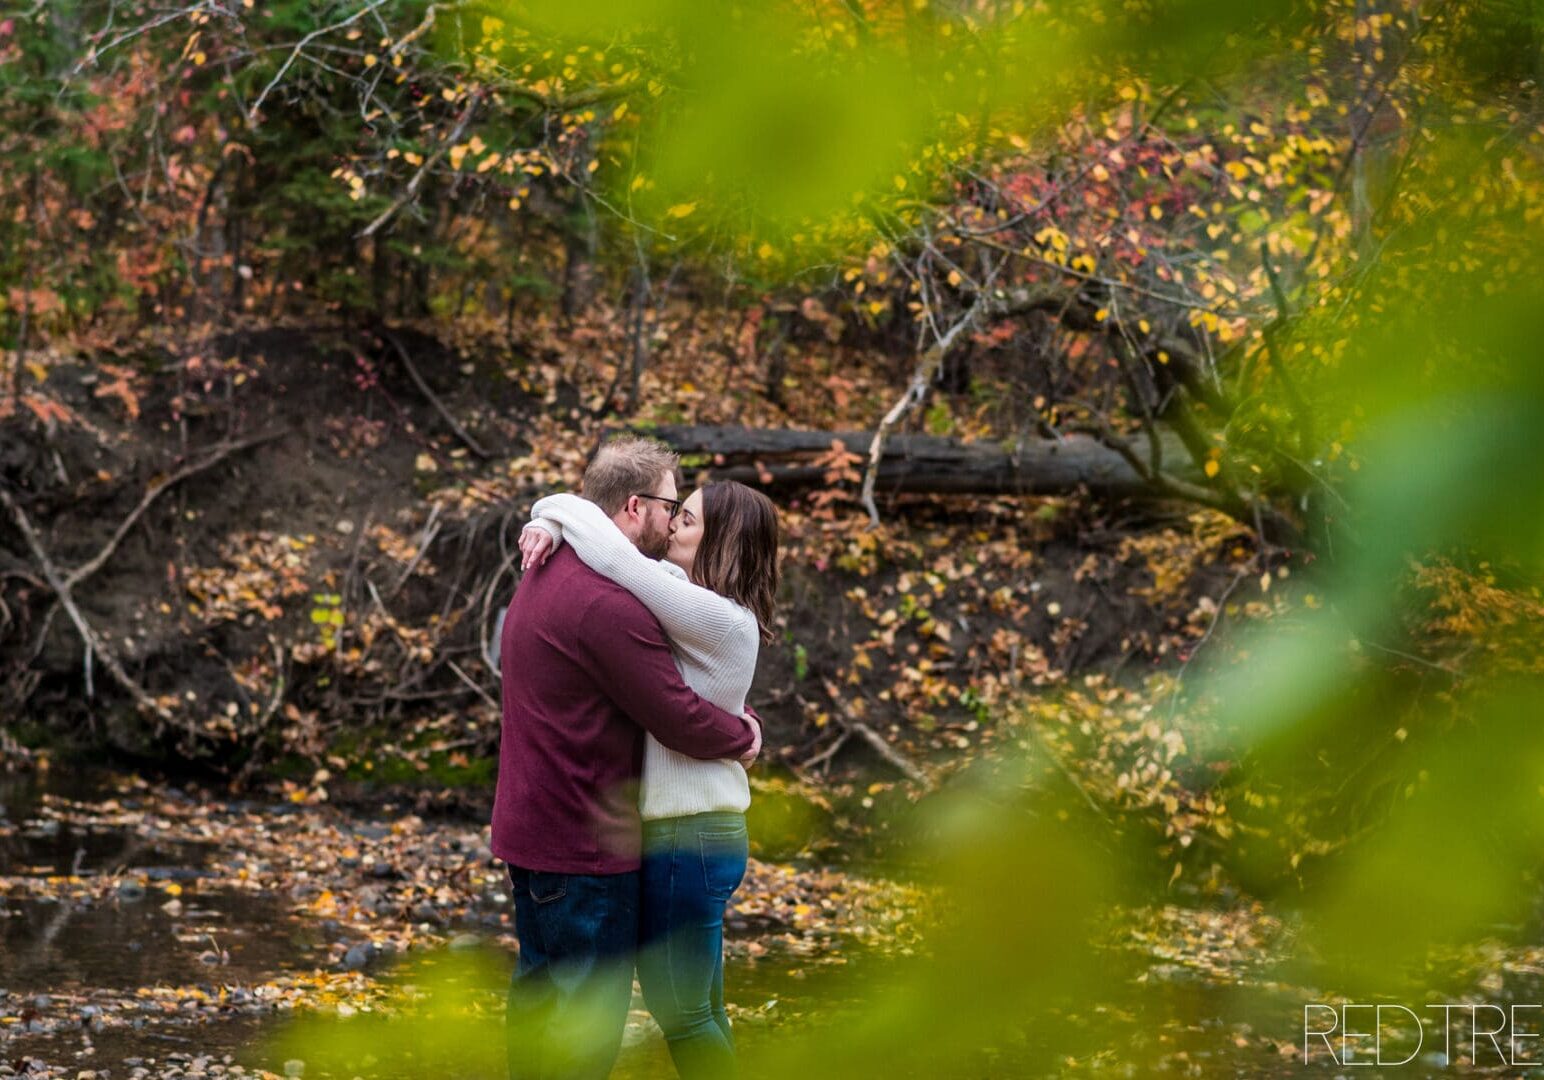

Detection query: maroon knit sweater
xmin=492 ymin=545 xmax=756 ymax=874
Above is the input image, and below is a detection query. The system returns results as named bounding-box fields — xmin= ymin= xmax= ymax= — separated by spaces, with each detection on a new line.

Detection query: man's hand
xmin=737 ymin=712 xmax=763 ymax=769
xmin=519 ymin=525 xmax=556 ymax=572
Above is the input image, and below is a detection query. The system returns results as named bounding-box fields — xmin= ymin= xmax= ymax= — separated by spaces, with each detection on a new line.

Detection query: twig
xmin=65 ymin=429 xmax=288 ymax=592
xmin=249 ymin=0 xmax=392 ymax=123
xmin=860 ymin=304 xmax=982 ymax=527
xmin=380 ymin=330 xmax=489 ymax=458
xmin=359 ymin=90 xmax=484 ymax=238
xmin=0 ymin=484 xmax=175 ymax=727
xmin=388 ymin=503 xmax=441 ymax=599
xmin=446 ymin=659 xmax=499 ymax=712
xmin=250 ymin=637 xmax=287 ymax=736
xmin=800 ymin=729 xmax=852 ymax=774
xmin=1024 ymin=718 xmax=1110 ymax=821
xmin=846 ymin=719 xmax=934 ymax=790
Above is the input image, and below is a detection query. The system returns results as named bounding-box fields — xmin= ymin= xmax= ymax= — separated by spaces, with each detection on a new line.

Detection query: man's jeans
xmin=506 ymin=865 xmax=639 ymax=1080
xmin=637 ymin=812 xmax=749 ymax=1080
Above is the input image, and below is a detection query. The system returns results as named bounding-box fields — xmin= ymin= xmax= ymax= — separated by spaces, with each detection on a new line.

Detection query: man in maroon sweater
xmin=495 ymin=436 xmax=759 ymax=1080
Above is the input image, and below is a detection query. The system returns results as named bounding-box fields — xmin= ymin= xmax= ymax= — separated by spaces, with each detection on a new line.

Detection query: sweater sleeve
xmin=577 ymin=590 xmax=756 ymax=760
xmin=531 ymin=493 xmax=748 ymax=655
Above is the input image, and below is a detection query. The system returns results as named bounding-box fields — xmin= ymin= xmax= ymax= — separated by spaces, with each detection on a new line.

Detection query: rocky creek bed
xmin=0 ymin=765 xmax=924 ymax=1078
xmin=7 ymin=763 xmax=1544 ymax=1078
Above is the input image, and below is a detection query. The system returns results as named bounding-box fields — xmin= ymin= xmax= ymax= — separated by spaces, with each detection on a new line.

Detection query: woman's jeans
xmin=639 ymin=811 xmax=749 ymax=1080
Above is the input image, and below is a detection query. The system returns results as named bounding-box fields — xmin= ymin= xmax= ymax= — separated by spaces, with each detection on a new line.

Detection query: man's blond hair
xmin=582 ymin=435 xmax=679 ymax=516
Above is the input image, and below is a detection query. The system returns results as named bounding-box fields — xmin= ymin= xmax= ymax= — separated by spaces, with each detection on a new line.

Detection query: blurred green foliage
xmin=13 ymin=0 xmax=1527 ymax=1069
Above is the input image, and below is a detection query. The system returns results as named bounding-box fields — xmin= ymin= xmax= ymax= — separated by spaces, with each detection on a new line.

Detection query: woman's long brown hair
xmin=692 ymin=481 xmax=780 ymax=643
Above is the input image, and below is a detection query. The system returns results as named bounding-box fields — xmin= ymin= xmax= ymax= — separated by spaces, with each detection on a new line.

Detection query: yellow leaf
xmin=630 ymin=174 xmax=646 ymax=192
xmin=1149 ymin=205 xmax=1163 ymax=220
xmin=192 ymin=51 xmax=206 ymax=66
xmin=666 ymin=202 xmax=697 ymax=219
xmin=364 ymin=53 xmax=377 ymax=68
xmin=26 ymin=361 xmax=48 ymax=383
xmin=1094 ymin=308 xmax=1110 ymax=322
xmin=1204 ymin=459 xmax=1221 ymax=478
xmin=947 ymin=270 xmax=962 ymax=287
xmin=164 ymin=882 xmax=183 ymax=897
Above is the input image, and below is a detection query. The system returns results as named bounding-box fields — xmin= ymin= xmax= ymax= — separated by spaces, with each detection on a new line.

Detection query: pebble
xmin=117 ymin=881 xmax=147 ymax=901
xmin=342 ymin=944 xmax=374 ymax=971
xmin=448 ymin=932 xmax=481 ymax=951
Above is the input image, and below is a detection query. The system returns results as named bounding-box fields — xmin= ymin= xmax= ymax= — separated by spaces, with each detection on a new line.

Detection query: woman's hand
xmin=737 ymin=712 xmax=762 ymax=769
xmin=519 ymin=525 xmax=556 ymax=571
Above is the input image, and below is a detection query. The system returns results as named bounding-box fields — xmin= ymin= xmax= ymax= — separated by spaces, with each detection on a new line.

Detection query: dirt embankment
xmin=1 ymin=324 xmax=1251 ymax=788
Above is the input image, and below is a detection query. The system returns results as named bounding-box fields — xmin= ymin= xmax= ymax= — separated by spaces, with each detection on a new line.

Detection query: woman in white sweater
xmin=517 ymin=480 xmax=779 ymax=1080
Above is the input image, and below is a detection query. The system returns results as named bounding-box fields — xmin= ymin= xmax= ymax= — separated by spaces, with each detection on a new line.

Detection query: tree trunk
xmin=561 ymin=198 xmax=599 ymax=319
xmin=642 ymin=425 xmax=1197 ymax=499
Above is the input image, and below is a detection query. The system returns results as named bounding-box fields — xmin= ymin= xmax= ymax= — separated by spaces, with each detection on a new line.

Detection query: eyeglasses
xmin=635 ymin=493 xmax=683 ymax=520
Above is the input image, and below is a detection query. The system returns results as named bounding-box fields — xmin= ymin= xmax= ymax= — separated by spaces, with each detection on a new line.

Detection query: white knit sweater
xmin=526 ymin=493 xmax=757 ymax=820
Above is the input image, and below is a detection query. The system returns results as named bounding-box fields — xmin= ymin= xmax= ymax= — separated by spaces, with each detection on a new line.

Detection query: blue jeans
xmin=638 ymin=812 xmax=749 ymax=1080
xmin=506 ymin=865 xmax=639 ymax=1080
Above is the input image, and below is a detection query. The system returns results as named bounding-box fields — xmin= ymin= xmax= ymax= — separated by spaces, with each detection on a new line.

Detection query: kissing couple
xmin=493 ymin=434 xmax=779 ymax=1079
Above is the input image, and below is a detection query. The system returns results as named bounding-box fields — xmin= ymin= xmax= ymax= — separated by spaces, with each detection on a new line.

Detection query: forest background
xmin=2 ymin=0 xmax=1543 ymax=1075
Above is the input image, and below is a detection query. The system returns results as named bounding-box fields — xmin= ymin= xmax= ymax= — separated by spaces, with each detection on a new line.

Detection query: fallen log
xmin=642 ymin=424 xmax=1196 ymax=499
